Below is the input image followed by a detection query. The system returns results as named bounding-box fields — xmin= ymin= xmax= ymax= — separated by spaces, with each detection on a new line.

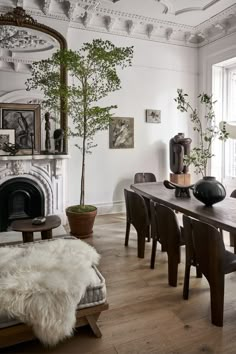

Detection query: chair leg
xmin=183 ymin=263 xmax=191 ymax=300
xmin=146 ymin=225 xmax=151 ymax=242
xmin=137 ymin=231 xmax=145 ymax=258
xmin=167 ymin=249 xmax=179 ymax=287
xmin=209 ymin=277 xmax=225 ymax=327
xmin=196 ymin=265 xmax=202 ymax=278
xmin=125 ymin=222 xmax=130 ymax=246
xmin=150 ymin=238 xmax=157 ymax=269
xmin=229 ymin=233 xmax=236 ymax=254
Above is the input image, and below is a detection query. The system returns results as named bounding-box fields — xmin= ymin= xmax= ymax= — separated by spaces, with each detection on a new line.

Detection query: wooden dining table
xmin=130 ymin=182 xmax=236 ymax=234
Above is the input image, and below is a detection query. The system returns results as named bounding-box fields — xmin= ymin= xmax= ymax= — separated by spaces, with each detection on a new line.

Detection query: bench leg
xmin=22 ymin=232 xmax=34 ymax=243
xmin=41 ymin=229 xmax=52 ymax=240
xmin=86 ymin=315 xmax=102 ymax=338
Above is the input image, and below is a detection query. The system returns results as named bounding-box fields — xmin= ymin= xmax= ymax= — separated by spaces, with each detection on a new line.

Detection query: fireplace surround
xmin=0 ymin=155 xmax=69 ymax=231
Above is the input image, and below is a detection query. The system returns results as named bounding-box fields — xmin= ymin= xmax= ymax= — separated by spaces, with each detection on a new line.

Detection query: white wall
xmin=67 ymin=29 xmax=198 ymax=212
xmin=0 ymin=27 xmax=198 ymax=214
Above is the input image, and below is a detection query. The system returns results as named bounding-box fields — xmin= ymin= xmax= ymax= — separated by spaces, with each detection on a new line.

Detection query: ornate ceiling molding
xmin=0 ymin=1 xmax=236 ymax=49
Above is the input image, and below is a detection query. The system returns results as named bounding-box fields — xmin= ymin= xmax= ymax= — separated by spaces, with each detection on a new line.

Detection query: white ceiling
xmin=0 ymin=0 xmax=236 ymax=48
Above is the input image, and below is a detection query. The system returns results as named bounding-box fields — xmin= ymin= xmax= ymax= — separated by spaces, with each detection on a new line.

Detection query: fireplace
xmin=0 ymin=177 xmax=45 ymax=231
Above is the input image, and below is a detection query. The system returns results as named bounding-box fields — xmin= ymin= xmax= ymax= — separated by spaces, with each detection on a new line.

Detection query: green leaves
xmin=26 ymin=39 xmax=133 ymax=205
xmin=174 ymin=89 xmax=228 ymax=177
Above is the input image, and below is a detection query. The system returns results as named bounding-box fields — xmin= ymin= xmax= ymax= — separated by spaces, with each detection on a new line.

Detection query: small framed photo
xmin=0 ymin=129 xmax=15 ymax=154
xmin=109 ymin=117 xmax=134 ymax=149
xmin=0 ymin=103 xmax=41 ymax=155
xmin=146 ymin=109 xmax=161 ymax=123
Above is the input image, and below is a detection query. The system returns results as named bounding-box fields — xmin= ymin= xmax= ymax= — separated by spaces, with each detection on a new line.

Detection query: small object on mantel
xmin=32 ymin=216 xmax=46 ymax=225
xmin=163 ymin=180 xmax=195 ymax=198
xmin=2 ymin=142 xmax=19 ymax=156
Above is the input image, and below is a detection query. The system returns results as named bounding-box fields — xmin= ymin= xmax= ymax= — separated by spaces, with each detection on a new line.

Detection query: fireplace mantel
xmin=0 ymin=154 xmax=70 ymax=161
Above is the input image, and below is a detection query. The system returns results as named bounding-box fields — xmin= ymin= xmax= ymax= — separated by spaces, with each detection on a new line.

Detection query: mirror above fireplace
xmin=0 ymin=7 xmax=68 ymax=154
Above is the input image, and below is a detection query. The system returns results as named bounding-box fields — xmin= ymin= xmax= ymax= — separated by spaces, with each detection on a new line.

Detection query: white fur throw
xmin=0 ymin=239 xmax=100 ymax=346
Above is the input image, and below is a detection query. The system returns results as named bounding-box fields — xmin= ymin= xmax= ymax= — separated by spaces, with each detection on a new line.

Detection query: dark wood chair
xmin=150 ymin=201 xmax=184 ymax=286
xmin=229 ymin=189 xmax=236 ymax=252
xmin=124 ymin=189 xmax=150 ymax=258
xmin=134 ymin=172 xmax=156 ymax=184
xmin=134 ymin=173 xmax=156 ymax=242
xmin=182 ymin=215 xmax=202 ymax=300
xmin=183 ymin=215 xmax=236 ymax=327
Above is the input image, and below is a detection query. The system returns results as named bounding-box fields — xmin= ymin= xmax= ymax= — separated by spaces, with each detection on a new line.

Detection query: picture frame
xmin=146 ymin=109 xmax=161 ymax=123
xmin=109 ymin=117 xmax=134 ymax=149
xmin=0 ymin=103 xmax=41 ymax=155
xmin=0 ymin=129 xmax=15 ymax=155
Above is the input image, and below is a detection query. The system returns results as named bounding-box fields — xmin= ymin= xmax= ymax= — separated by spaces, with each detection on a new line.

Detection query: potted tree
xmin=27 ymin=39 xmax=133 ymax=237
xmin=174 ymin=89 xmax=229 ymax=206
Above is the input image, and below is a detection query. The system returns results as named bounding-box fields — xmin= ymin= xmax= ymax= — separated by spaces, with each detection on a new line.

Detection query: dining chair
xmin=183 ymin=215 xmax=236 ymax=327
xmin=150 ymin=201 xmax=184 ymax=286
xmin=134 ymin=172 xmax=156 ymax=242
xmin=182 ymin=215 xmax=202 ymax=300
xmin=229 ymin=189 xmax=236 ymax=253
xmin=124 ymin=189 xmax=150 ymax=258
xmin=134 ymin=172 xmax=156 ymax=184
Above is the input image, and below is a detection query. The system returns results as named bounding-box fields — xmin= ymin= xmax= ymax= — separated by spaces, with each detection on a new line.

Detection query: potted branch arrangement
xmin=27 ymin=39 xmax=133 ymax=237
xmin=174 ymin=89 xmax=228 ymax=206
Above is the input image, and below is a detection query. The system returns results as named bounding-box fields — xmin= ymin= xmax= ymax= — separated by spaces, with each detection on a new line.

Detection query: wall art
xmin=0 ymin=103 xmax=41 ymax=154
xmin=146 ymin=109 xmax=161 ymax=123
xmin=109 ymin=117 xmax=134 ymax=149
xmin=0 ymin=129 xmax=15 ymax=154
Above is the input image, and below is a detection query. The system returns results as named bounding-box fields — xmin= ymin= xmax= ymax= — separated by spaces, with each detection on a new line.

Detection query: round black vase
xmin=193 ymin=176 xmax=226 ymax=207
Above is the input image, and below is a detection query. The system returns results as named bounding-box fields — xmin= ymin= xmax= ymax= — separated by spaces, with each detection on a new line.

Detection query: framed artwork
xmin=0 ymin=103 xmax=41 ymax=154
xmin=0 ymin=129 xmax=15 ymax=154
xmin=146 ymin=109 xmax=161 ymax=123
xmin=109 ymin=117 xmax=134 ymax=149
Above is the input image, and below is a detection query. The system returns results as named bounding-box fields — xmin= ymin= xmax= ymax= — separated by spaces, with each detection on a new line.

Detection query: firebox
xmin=0 ymin=177 xmax=44 ymax=231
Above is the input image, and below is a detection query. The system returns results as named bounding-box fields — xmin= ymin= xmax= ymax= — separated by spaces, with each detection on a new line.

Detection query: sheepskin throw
xmin=0 ymin=238 xmax=100 ymax=346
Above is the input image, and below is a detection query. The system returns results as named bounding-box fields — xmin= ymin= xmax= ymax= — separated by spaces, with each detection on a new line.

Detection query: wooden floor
xmin=2 ymin=213 xmax=236 ymax=354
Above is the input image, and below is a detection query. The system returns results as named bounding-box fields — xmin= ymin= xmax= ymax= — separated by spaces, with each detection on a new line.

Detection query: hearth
xmin=0 ymin=177 xmax=44 ymax=231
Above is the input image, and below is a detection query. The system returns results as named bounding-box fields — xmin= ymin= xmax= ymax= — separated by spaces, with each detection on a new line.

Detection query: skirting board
xmin=95 ymin=201 xmax=125 ymax=215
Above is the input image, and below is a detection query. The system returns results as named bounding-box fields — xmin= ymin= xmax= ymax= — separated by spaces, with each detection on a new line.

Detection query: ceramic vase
xmin=193 ymin=176 xmax=226 ymax=207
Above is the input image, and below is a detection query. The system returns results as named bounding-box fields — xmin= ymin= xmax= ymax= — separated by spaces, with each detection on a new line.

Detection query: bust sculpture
xmin=169 ymin=133 xmax=192 ymax=174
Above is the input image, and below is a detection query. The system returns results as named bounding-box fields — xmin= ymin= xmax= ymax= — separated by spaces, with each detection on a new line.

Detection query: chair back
xmin=124 ymin=189 xmax=149 ymax=232
xmin=182 ymin=215 xmax=197 ymax=267
xmin=134 ymin=173 xmax=156 ymax=184
xmin=150 ymin=201 xmax=181 ymax=250
xmin=191 ymin=217 xmax=226 ymax=281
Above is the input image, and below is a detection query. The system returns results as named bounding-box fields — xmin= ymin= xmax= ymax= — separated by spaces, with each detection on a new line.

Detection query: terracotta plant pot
xmin=66 ymin=206 xmax=97 ymax=238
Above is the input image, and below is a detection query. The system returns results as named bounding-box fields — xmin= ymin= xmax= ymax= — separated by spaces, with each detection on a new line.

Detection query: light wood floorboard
xmin=2 ymin=213 xmax=236 ymax=354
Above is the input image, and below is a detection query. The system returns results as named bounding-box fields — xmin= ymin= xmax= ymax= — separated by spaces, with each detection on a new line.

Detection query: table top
xmin=11 ymin=215 xmax=61 ymax=233
xmin=131 ymin=182 xmax=236 ymax=234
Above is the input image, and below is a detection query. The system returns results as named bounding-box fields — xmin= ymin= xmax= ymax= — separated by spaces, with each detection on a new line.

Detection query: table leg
xmin=22 ymin=232 xmax=34 ymax=243
xmin=41 ymin=229 xmax=52 ymax=240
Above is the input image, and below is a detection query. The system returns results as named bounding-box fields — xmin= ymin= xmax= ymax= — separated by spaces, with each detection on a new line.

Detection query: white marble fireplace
xmin=0 ymin=154 xmax=69 ymax=228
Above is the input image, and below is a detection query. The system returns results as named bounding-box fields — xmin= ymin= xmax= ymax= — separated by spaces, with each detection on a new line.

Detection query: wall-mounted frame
xmin=0 ymin=103 xmax=40 ymax=155
xmin=146 ymin=109 xmax=161 ymax=123
xmin=109 ymin=117 xmax=134 ymax=149
xmin=0 ymin=129 xmax=15 ymax=155
xmin=0 ymin=6 xmax=68 ymax=153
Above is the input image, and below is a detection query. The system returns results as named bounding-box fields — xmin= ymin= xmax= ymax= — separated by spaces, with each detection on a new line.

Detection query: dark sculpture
xmin=2 ymin=142 xmax=20 ymax=156
xmin=53 ymin=129 xmax=64 ymax=153
xmin=163 ymin=180 xmax=194 ymax=198
xmin=169 ymin=133 xmax=192 ymax=174
xmin=45 ymin=112 xmax=51 ymax=153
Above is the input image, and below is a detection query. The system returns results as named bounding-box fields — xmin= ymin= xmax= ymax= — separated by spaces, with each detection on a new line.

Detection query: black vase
xmin=193 ymin=176 xmax=226 ymax=207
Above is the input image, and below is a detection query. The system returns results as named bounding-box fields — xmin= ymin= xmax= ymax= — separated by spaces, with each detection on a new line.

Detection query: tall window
xmin=212 ymin=61 xmax=236 ymax=184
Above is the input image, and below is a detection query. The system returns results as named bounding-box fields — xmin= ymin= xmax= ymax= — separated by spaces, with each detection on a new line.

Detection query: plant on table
xmin=174 ymin=89 xmax=228 ymax=177
xmin=26 ymin=39 xmax=133 ymax=236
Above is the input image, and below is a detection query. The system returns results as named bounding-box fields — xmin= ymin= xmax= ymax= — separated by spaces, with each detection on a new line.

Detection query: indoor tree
xmin=174 ymin=89 xmax=228 ymax=177
xmin=26 ymin=39 xmax=133 ymax=210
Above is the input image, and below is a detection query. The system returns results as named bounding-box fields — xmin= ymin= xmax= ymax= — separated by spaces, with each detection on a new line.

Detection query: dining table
xmin=130 ymin=182 xmax=236 ymax=235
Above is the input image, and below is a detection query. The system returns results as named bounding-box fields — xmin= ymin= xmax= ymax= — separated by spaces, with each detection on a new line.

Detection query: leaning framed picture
xmin=109 ymin=117 xmax=134 ymax=149
xmin=0 ymin=129 xmax=15 ymax=155
xmin=0 ymin=103 xmax=41 ymax=154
